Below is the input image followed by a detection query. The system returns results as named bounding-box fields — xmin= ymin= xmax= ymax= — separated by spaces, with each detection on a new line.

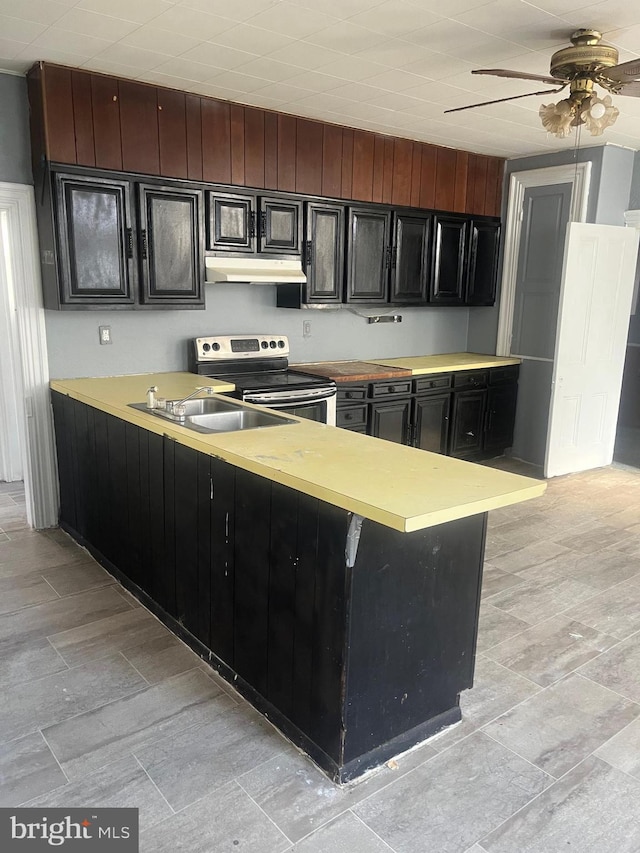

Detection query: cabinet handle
xmin=304 ymin=240 xmax=313 ymax=268
xmin=260 ymin=211 xmax=267 ymax=238
xmin=385 ymin=246 xmax=392 ymax=268
xmin=126 ymin=228 xmax=133 ymax=259
xmin=249 ymin=211 xmax=257 ymax=238
xmin=345 ymin=412 xmax=353 ymax=420
xmin=392 ymin=246 xmax=397 ymax=269
xmin=140 ymin=230 xmax=148 ymax=260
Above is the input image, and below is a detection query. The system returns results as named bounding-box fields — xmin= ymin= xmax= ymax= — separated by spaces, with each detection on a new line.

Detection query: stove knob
xmin=261 ymin=341 xmax=269 ymax=349
xmin=269 ymin=340 xmax=277 ymax=348
xmin=202 ymin=343 xmax=211 ymax=352
xmin=212 ymin=342 xmax=221 ymax=352
xmin=277 ymin=339 xmax=285 ymax=348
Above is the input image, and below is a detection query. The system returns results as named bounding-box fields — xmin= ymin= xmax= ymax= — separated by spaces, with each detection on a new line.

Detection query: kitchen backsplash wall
xmin=44 ymin=286 xmax=469 ymax=378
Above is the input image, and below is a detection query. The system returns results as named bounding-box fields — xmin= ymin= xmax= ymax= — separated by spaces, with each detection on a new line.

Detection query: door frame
xmin=0 ymin=181 xmax=58 ymax=529
xmin=496 ymin=162 xmax=592 ymax=356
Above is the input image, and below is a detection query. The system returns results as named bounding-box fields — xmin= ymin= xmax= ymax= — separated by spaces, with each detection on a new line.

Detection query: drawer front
xmin=489 ymin=365 xmax=520 ymax=385
xmin=413 ymin=374 xmax=452 ymax=395
xmin=369 ymin=380 xmax=412 ymax=398
xmin=337 ymin=385 xmax=367 ymax=404
xmin=453 ymin=370 xmax=488 ymax=390
xmin=336 ymin=405 xmax=368 ymax=429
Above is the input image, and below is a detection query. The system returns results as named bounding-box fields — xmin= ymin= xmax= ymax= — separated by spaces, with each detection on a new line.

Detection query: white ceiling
xmin=1 ymin=0 xmax=640 ymax=158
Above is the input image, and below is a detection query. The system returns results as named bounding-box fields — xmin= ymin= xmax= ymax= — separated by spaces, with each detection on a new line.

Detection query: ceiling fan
xmin=444 ymin=29 xmax=640 ymax=138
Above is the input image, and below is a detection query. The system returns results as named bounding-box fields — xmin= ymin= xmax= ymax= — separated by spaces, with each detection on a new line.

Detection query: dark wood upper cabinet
xmin=207 ymin=191 xmax=256 ymax=253
xmin=466 ymin=219 xmax=501 ymax=306
xmin=119 ymin=81 xmax=159 ymax=175
xmin=390 ymin=212 xmax=431 ymax=304
xmin=346 ymin=207 xmax=391 ymax=303
xmin=304 ymin=202 xmax=344 ymax=303
xmin=259 ymin=197 xmax=302 ymax=255
xmin=137 ymin=184 xmax=204 ymax=305
xmin=55 ymin=173 xmax=135 ymax=305
xmin=430 ymin=214 xmax=467 ymax=305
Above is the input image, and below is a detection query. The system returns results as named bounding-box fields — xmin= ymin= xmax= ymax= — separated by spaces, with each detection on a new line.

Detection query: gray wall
xmin=45 ymin=287 xmax=469 ymax=378
xmin=629 ymin=150 xmax=640 ymax=209
xmin=0 ymin=73 xmax=31 ymax=185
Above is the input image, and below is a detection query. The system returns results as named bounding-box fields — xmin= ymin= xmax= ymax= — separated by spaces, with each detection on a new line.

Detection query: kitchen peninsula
xmin=50 ymin=372 xmax=545 ymax=783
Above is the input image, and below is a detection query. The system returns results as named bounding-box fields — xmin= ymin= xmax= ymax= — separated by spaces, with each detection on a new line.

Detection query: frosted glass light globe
xmin=590 ymin=102 xmax=606 ymax=119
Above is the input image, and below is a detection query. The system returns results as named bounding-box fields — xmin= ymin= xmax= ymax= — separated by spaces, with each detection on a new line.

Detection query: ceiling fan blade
xmin=443 ymin=86 xmax=566 ymax=114
xmin=617 ymin=80 xmax=640 ymax=97
xmin=472 ymin=68 xmax=562 ymax=85
xmin=607 ymin=58 xmax=640 ymax=82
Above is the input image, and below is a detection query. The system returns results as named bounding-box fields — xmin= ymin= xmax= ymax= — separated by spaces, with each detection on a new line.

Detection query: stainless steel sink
xmin=129 ymin=398 xmax=296 ymax=434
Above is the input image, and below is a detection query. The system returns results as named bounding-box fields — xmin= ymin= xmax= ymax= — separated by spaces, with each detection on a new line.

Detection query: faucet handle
xmin=146 ymin=385 xmax=159 ymax=409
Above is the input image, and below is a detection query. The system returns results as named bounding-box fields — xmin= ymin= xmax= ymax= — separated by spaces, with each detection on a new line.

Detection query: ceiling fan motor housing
xmin=550 ymin=29 xmax=619 ymax=80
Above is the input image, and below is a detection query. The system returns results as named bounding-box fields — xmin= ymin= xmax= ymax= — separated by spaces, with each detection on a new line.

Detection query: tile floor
xmin=1 ymin=466 xmax=640 ymax=852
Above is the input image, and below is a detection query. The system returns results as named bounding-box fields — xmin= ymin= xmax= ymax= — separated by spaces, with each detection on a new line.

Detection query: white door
xmin=545 ymin=222 xmax=640 ymax=477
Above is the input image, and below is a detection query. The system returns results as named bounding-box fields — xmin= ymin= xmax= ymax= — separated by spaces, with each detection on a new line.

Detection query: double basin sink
xmin=129 ymin=397 xmax=296 ymax=434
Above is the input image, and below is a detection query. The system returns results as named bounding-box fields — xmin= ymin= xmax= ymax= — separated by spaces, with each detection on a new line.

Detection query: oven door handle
xmin=244 ymin=387 xmax=336 ymax=405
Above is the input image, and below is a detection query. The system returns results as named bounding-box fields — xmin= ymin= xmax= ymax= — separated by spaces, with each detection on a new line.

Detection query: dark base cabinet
xmin=51 ymin=392 xmax=487 ymax=783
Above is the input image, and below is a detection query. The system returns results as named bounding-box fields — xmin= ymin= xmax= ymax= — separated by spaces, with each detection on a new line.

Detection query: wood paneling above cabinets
xmin=28 ymin=62 xmax=504 ymax=218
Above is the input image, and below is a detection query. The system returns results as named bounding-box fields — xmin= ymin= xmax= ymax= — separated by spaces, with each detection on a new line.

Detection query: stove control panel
xmin=193 ymin=335 xmax=290 ymax=362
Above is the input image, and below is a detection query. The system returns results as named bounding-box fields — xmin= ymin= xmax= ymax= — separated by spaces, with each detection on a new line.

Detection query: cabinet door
xmin=304 ymin=202 xmax=344 ymax=303
xmin=138 ymin=184 xmax=204 ymax=305
xmin=347 ymin=207 xmax=391 ymax=302
xmin=390 ymin=212 xmax=431 ymax=303
xmin=412 ymin=394 xmax=450 ymax=454
xmin=55 ymin=173 xmax=135 ymax=304
xmin=369 ymin=398 xmax=411 ymax=445
xmin=466 ymin=219 xmax=501 ymax=306
xmin=449 ymin=390 xmax=486 ymax=458
xmin=259 ymin=197 xmax=302 ymax=254
xmin=484 ymin=384 xmax=517 ymax=456
xmin=207 ymin=191 xmax=256 ymax=253
xmin=430 ymin=214 xmax=467 ymax=305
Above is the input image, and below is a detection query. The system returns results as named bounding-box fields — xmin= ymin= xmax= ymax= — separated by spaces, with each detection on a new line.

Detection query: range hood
xmin=205 ymin=257 xmax=306 ymax=284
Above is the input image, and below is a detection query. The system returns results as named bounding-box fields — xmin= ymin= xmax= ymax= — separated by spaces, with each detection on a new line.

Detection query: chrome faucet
xmin=167 ymin=386 xmax=216 ymax=418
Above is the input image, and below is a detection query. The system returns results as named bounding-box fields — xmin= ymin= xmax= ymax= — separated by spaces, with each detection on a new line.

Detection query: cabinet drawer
xmin=369 ymin=380 xmax=412 ymax=398
xmin=489 ymin=365 xmax=519 ymax=385
xmin=453 ymin=370 xmax=488 ymax=390
xmin=337 ymin=385 xmax=367 ymax=404
xmin=336 ymin=405 xmax=368 ymax=429
xmin=413 ymin=374 xmax=452 ymax=395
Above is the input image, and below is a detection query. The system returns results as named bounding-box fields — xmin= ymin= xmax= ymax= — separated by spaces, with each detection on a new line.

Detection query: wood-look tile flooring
xmin=2 ymin=466 xmax=640 ymax=853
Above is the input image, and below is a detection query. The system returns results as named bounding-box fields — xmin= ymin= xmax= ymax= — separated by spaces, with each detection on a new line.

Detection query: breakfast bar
xmin=49 ymin=372 xmax=545 ymax=783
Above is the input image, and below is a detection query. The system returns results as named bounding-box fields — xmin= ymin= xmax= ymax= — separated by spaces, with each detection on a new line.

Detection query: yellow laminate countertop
xmin=50 ymin=371 xmax=545 ymax=534
xmin=366 ymin=352 xmax=521 ymax=375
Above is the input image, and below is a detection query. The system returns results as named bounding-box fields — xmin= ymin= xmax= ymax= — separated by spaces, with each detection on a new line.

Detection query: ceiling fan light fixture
xmin=539 ymin=99 xmax=574 ymax=138
xmin=580 ymin=93 xmax=619 ymax=135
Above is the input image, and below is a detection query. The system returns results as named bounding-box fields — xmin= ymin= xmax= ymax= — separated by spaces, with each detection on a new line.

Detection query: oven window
xmin=280 ymin=401 xmax=327 ymax=422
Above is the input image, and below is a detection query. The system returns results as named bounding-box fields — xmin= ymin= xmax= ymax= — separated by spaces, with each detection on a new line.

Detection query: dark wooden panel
xmin=391 ymin=138 xmax=412 ymax=206
xmin=419 ymin=144 xmax=436 ymax=209
xmin=174 ymin=443 xmax=201 ymax=640
xmin=124 ymin=422 xmax=142 ymax=586
xmin=119 ymin=80 xmax=159 ymax=174
xmin=295 ymin=118 xmax=322 ymax=195
xmin=51 ymin=393 xmax=75 ymax=529
xmin=195 ymin=451 xmax=211 ymax=648
xmin=106 ymin=414 xmax=128 ymax=574
xmin=201 ymin=98 xmax=231 ymax=184
xmin=382 ymin=137 xmax=394 ymax=204
xmin=27 ymin=65 xmax=46 ymax=177
xmin=92 ymin=410 xmax=111 ymax=560
xmin=291 ymin=494 xmax=319 ymax=733
xmin=91 ymin=74 xmax=122 ymax=170
xmin=43 ymin=65 xmax=76 ymax=164
xmin=159 ymin=437 xmax=177 ymax=616
xmin=210 ymin=458 xmax=235 ymax=665
xmin=277 ymin=113 xmax=296 ymax=192
xmin=410 ymin=143 xmax=422 ymax=208
xmin=70 ymin=400 xmax=89 ymax=540
xmin=148 ymin=432 xmax=165 ymax=607
xmin=267 ymin=483 xmax=300 ymax=717
xmin=321 ymin=124 xmax=342 ymax=198
xmin=185 ymin=94 xmax=203 ymax=181
xmin=485 ymin=157 xmax=503 ymax=217
xmin=244 ymin=107 xmax=265 ymax=189
xmin=453 ymin=150 xmax=468 ymax=213
xmin=71 ymin=70 xmax=95 ymax=167
xmin=234 ymin=470 xmax=271 ymax=696
xmin=264 ymin=111 xmax=278 ymax=190
xmin=434 ymin=147 xmax=457 ymax=211
xmin=351 ymin=130 xmax=375 ymax=202
xmin=472 ymin=154 xmax=489 ymax=214
xmin=137 ymin=427 xmax=151 ymax=597
xmin=230 ymin=103 xmax=245 ymax=185
xmin=158 ymin=88 xmax=188 ymax=179
xmin=372 ymin=135 xmax=385 ymax=203
xmin=341 ymin=128 xmax=354 ymax=198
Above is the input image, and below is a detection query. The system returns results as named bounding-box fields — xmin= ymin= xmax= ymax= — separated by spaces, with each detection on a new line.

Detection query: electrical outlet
xmin=99 ymin=325 xmax=112 ymax=345
xmin=303 ymin=320 xmax=312 ymax=338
